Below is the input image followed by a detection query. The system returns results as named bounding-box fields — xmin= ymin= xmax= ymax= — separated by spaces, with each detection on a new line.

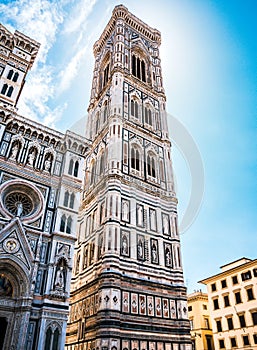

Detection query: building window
xmin=60 ymin=215 xmax=72 ymax=234
xmin=232 ymin=275 xmax=238 ymax=285
xmin=203 ymin=304 xmax=207 ymax=310
xmin=224 ymin=295 xmax=230 ymax=307
xmin=247 ymin=288 xmax=254 ymax=301
xmin=1 ymin=83 xmax=8 ymax=95
xmin=188 ymin=306 xmax=192 ymax=312
xmin=7 ymin=69 xmax=14 ymax=80
xmin=251 ymin=311 xmax=257 ymax=325
xmin=102 ymin=63 xmax=110 ymax=88
xmin=60 ymin=215 xmax=66 ymax=232
xmin=132 ymin=54 xmax=146 ymax=82
xmin=221 ymin=279 xmax=227 ymax=288
xmin=241 ymin=270 xmax=252 ymax=281
xmin=235 ymin=291 xmax=242 ymax=304
xmin=147 ymin=153 xmax=156 ymax=178
xmin=227 ymin=317 xmax=234 ymax=330
xmin=239 ymin=314 xmax=246 ymax=327
xmin=131 ymin=99 xmax=139 ymax=118
xmin=253 ymin=334 xmax=257 ymax=344
xmin=213 ymin=298 xmax=219 ymax=310
xmin=211 ymin=283 xmax=216 ymax=292
xmin=7 ymin=86 xmax=13 ymax=97
xmin=219 ymin=340 xmax=225 ymax=349
xmin=253 ymin=268 xmax=257 ymax=277
xmin=69 ymin=193 xmax=75 ymax=209
xmin=68 ymin=159 xmax=74 ymax=175
xmin=230 ymin=338 xmax=237 ymax=348
xmin=74 ymin=161 xmax=79 ymax=177
xmin=144 ymin=106 xmax=152 ymax=125
xmin=243 ymin=335 xmax=250 ymax=346
xmin=64 ymin=191 xmax=69 ymax=207
xmin=216 ymin=320 xmax=222 ymax=332
xmin=131 ymin=146 xmax=140 ymax=171
xmin=204 ymin=318 xmax=210 ymax=329
xmin=13 ymin=72 xmax=19 ymax=82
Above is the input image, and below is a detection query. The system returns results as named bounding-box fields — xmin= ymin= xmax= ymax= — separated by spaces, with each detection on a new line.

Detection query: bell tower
xmin=66 ymin=5 xmax=191 ymax=350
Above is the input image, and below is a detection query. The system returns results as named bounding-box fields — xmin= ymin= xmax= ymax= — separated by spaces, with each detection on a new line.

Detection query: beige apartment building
xmin=200 ymin=258 xmax=257 ymax=350
xmin=187 ymin=291 xmax=214 ymax=350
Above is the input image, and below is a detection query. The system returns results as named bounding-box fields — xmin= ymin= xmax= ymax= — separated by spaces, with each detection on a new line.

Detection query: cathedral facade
xmin=0 ymin=25 xmax=88 ymax=349
xmin=66 ymin=5 xmax=191 ymax=350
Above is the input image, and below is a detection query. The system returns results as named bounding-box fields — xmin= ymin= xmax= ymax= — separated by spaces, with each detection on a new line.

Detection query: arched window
xmin=144 ymin=107 xmax=152 ymax=126
xmin=103 ymin=63 xmax=110 ymax=88
xmin=90 ymin=161 xmax=96 ymax=185
xmin=1 ymin=84 xmax=8 ymax=95
xmin=132 ymin=54 xmax=146 ymax=82
xmin=147 ymin=153 xmax=156 ymax=178
xmin=7 ymin=69 xmax=13 ymax=80
xmin=52 ymin=328 xmax=60 ymax=350
xmin=131 ymin=99 xmax=139 ymax=119
xmin=44 ymin=328 xmax=52 ymax=350
xmin=131 ymin=146 xmax=140 ymax=171
xmin=60 ymin=215 xmax=66 ymax=232
xmin=73 ymin=160 xmax=79 ymax=177
xmin=95 ymin=112 xmax=100 ymax=134
xmin=160 ymin=159 xmax=165 ymax=181
xmin=103 ymin=103 xmax=108 ymax=123
xmin=68 ymin=159 xmax=74 ymax=175
xmin=99 ymin=152 xmax=105 ymax=175
xmin=66 ymin=216 xmax=72 ymax=234
xmin=7 ymin=86 xmax=13 ymax=97
xmin=69 ymin=193 xmax=75 ymax=209
xmin=64 ymin=191 xmax=69 ymax=207
xmin=13 ymin=72 xmax=19 ymax=82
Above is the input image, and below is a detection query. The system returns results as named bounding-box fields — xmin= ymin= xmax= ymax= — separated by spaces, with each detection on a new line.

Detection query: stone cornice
xmin=93 ymin=5 xmax=161 ymax=56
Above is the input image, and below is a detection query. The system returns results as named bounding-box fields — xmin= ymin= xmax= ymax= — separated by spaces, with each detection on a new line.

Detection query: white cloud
xmin=0 ymin=0 xmax=98 ymax=128
xmin=63 ymin=0 xmax=97 ymax=35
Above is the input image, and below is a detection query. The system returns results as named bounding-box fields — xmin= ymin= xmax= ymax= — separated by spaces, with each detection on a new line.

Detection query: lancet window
xmin=131 ymin=145 xmax=140 ymax=171
xmin=132 ymin=54 xmax=146 ymax=82
xmin=147 ymin=152 xmax=156 ymax=178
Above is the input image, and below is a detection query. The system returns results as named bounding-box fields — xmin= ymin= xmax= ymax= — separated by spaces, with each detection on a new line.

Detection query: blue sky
xmin=0 ymin=0 xmax=256 ymax=292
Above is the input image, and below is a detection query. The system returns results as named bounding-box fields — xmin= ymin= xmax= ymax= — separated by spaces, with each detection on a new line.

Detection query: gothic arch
xmin=0 ymin=259 xmax=31 ymax=297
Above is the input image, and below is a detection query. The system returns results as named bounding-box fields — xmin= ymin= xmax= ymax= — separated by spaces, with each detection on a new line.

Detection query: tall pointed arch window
xmin=132 ymin=54 xmax=146 ymax=82
xmin=68 ymin=159 xmax=74 ymax=175
xmin=73 ymin=160 xmax=79 ymax=177
xmin=99 ymin=152 xmax=105 ymax=175
xmin=1 ymin=84 xmax=8 ymax=95
xmin=95 ymin=112 xmax=100 ymax=134
xmin=69 ymin=193 xmax=75 ymax=209
xmin=131 ymin=145 xmax=140 ymax=172
xmin=90 ymin=160 xmax=96 ymax=185
xmin=7 ymin=69 xmax=14 ymax=80
xmin=7 ymin=86 xmax=13 ymax=98
xmin=13 ymin=72 xmax=19 ymax=82
xmin=131 ymin=99 xmax=139 ymax=119
xmin=147 ymin=153 xmax=156 ymax=178
xmin=64 ymin=191 xmax=69 ymax=207
xmin=144 ymin=106 xmax=153 ymax=126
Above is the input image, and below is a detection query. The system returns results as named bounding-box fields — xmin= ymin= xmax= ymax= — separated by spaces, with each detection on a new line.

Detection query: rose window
xmin=4 ymin=192 xmax=33 ymax=217
xmin=0 ymin=179 xmax=44 ymax=222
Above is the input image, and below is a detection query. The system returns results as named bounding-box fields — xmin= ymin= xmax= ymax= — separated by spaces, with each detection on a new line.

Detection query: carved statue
xmin=16 ymin=202 xmax=23 ymax=217
xmin=44 ymin=159 xmax=51 ymax=171
xmin=54 ymin=267 xmax=65 ymax=290
xmin=28 ymin=150 xmax=36 ymax=166
xmin=10 ymin=143 xmax=19 ymax=160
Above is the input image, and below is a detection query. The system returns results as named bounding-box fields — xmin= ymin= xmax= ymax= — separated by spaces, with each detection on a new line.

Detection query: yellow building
xmin=188 ymin=291 xmax=214 ymax=350
xmin=199 ymin=258 xmax=257 ymax=350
